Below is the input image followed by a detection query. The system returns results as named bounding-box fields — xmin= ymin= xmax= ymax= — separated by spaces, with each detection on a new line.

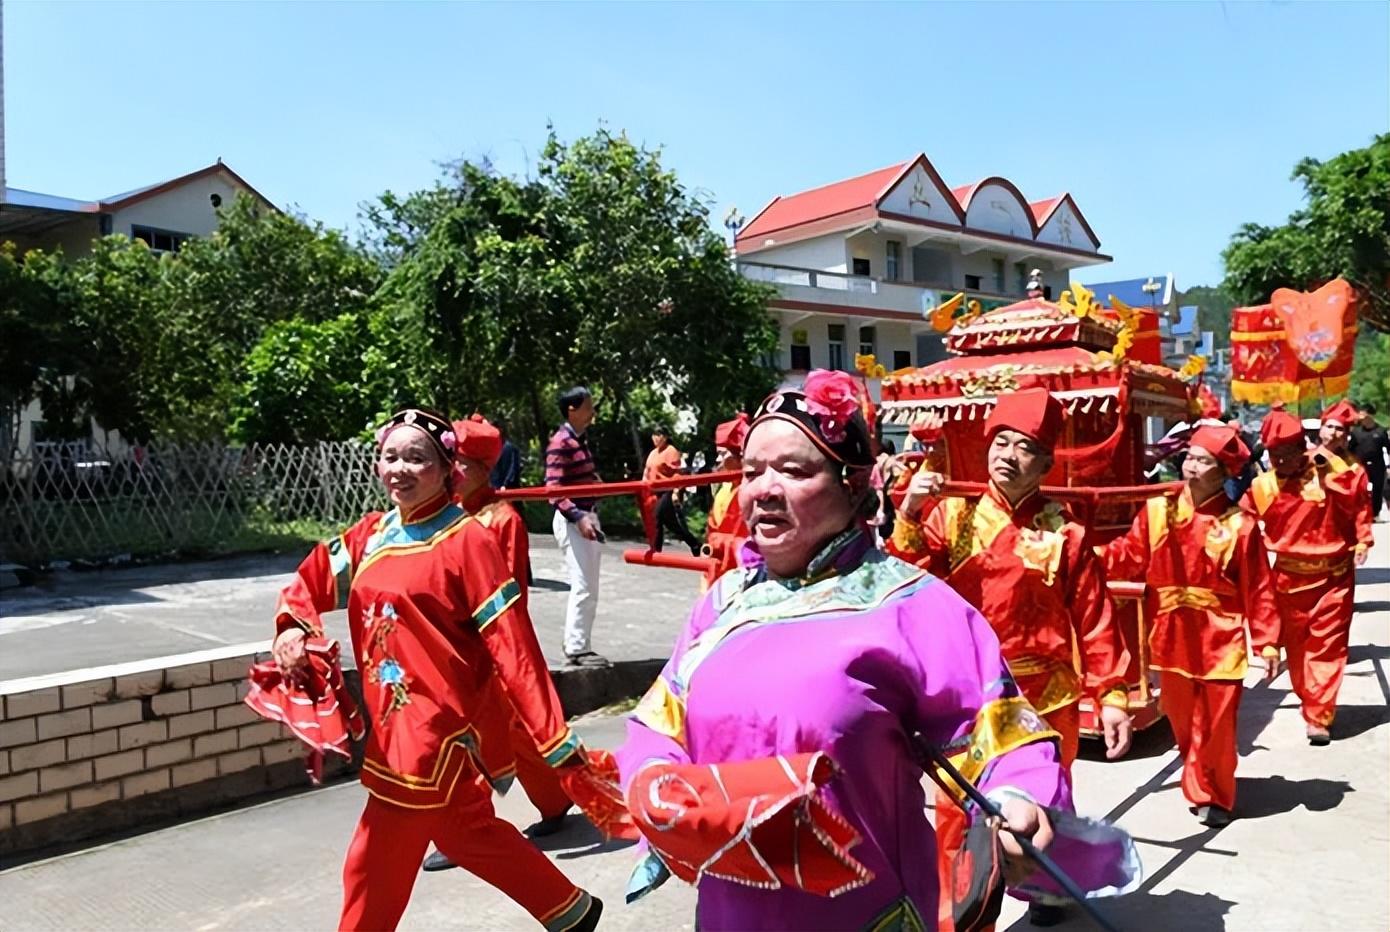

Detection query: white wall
xmin=1036 ymin=198 xmax=1099 ymax=252
xmin=746 ymin=233 xmax=848 ymax=273
xmin=877 ymin=163 xmax=962 ymax=226
xmin=109 ymin=173 xmax=258 ymax=239
xmin=962 ymin=182 xmax=1034 ymax=240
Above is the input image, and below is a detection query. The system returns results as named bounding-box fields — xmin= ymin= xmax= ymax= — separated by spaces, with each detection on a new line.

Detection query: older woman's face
xmin=739 ymin=419 xmax=855 ymax=578
xmin=378 ymin=426 xmax=448 ymax=511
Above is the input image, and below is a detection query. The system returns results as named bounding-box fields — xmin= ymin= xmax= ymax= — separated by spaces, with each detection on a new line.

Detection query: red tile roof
xmin=737 ymin=161 xmax=909 ymax=243
xmin=1029 ymin=196 xmax=1064 ymax=225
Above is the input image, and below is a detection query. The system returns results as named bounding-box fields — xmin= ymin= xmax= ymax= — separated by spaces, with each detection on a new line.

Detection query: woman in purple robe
xmin=617 ymin=371 xmax=1137 ymax=931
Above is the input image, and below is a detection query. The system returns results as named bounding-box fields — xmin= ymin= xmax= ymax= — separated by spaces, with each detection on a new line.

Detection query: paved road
xmin=0 ymin=534 xmax=703 ymax=680
xmin=2 ymin=530 xmax=1387 ymax=930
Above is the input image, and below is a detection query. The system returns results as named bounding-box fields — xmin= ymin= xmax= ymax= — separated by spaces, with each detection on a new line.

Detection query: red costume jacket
xmin=1241 ymin=454 xmax=1367 ymax=590
xmin=889 ymin=483 xmax=1130 ymax=714
xmin=1104 ymin=488 xmax=1280 ymax=679
xmin=703 ymin=479 xmax=746 ymax=584
xmin=274 ymin=491 xmax=579 ymax=808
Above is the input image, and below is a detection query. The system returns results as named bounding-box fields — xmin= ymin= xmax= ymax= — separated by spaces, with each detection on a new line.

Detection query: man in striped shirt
xmin=546 ymin=386 xmax=609 ymax=667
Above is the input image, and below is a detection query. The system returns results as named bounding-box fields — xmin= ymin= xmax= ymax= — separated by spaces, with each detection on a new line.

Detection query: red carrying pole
xmin=622 ymin=549 xmax=717 ymax=573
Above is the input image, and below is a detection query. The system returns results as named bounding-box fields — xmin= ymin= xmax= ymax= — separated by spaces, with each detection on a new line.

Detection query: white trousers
xmin=552 ymin=510 xmax=602 ymax=656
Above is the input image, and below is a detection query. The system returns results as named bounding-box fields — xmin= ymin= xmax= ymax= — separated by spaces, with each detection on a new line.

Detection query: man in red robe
xmin=1243 ymin=407 xmax=1368 ymax=744
xmin=887 ymin=388 xmax=1132 ymax=928
xmin=1318 ymin=399 xmax=1375 ymax=550
xmin=701 ymin=412 xmax=750 ymax=588
xmin=422 ymin=415 xmax=576 ymax=874
xmin=1103 ymin=425 xmax=1280 ymax=825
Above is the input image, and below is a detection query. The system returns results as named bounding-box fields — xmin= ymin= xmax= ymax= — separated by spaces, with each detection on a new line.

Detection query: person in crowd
xmin=545 ymin=387 xmax=609 ymax=667
xmin=644 ymin=425 xmax=701 ymax=556
xmin=270 ymin=407 xmax=602 ymax=932
xmin=1349 ymin=402 xmax=1388 ymax=520
xmin=1103 ymin=425 xmax=1280 ymax=826
xmin=700 ymin=413 xmax=750 ymax=587
xmin=420 ymin=414 xmax=582 ymax=875
xmin=888 ymin=388 xmax=1133 ymax=927
xmin=1243 ymin=406 xmax=1368 ymax=745
xmin=617 ymin=371 xmax=1137 ymax=931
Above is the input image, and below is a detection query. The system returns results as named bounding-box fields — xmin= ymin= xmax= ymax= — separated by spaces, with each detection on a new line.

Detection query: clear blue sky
xmin=7 ymin=1 xmax=1387 ymax=287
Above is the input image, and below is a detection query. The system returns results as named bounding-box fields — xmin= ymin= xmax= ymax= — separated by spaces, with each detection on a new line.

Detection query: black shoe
xmin=524 ymin=809 xmax=573 ymax=838
xmin=565 ymin=651 xmax=611 ymax=668
xmin=1028 ymin=902 xmax=1066 ymax=927
xmin=421 ymin=849 xmax=457 ymax=872
xmin=571 ymin=895 xmax=604 ymax=932
xmin=1196 ymin=805 xmax=1232 ymax=827
xmin=1307 ymin=724 xmax=1332 ymax=746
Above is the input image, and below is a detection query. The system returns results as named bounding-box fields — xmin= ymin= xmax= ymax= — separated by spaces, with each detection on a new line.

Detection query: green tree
xmin=0 ymin=245 xmax=74 ymax=450
xmin=1222 ymin=133 xmax=1390 ymax=331
xmin=1177 ymin=283 xmax=1236 ymax=348
xmin=375 ymin=127 xmax=779 ymax=475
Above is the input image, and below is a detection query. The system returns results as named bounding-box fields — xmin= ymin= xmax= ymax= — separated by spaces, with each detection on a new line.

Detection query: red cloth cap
xmin=714 ymin=413 xmax=750 ymax=452
xmin=1260 ymin=408 xmax=1305 ymax=450
xmin=452 ymin=414 xmax=503 ymax=468
xmin=1321 ymin=399 xmax=1358 ymax=426
xmin=1189 ymin=425 xmax=1250 ymax=476
xmin=985 ymin=388 xmax=1065 ymax=451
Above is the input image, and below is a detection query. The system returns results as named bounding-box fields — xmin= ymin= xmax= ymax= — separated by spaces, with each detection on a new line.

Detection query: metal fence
xmin=0 ymin=441 xmax=387 ymax=567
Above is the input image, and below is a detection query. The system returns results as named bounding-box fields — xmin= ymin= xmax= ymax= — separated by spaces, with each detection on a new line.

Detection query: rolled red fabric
xmin=626 ymin=751 xmax=872 ymax=896
xmin=245 ymin=637 xmax=364 ymax=784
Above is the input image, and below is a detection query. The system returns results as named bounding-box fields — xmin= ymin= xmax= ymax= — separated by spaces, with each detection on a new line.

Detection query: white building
xmin=733 ymin=153 xmax=1111 ymax=384
xmin=0 ymin=160 xmax=274 ymax=259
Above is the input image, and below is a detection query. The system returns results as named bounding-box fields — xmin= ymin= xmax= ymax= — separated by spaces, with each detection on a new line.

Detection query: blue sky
xmin=7 ymin=1 xmax=1387 ymax=286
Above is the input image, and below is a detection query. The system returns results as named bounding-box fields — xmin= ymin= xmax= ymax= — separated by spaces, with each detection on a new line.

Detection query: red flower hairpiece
xmin=802 ymin=370 xmax=861 ymax=445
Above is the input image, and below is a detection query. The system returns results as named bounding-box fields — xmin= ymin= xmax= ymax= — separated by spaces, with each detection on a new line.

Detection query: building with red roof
xmin=732 ymin=153 xmax=1109 ymax=380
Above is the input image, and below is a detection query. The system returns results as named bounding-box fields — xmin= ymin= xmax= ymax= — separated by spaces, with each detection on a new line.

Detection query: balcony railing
xmin=737 ymin=261 xmax=1026 ymax=317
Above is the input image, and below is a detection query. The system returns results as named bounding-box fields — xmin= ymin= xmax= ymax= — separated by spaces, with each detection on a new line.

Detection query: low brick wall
xmin=0 ymin=644 xmax=342 ymax=863
xmin=0 ymin=645 xmax=662 ymax=863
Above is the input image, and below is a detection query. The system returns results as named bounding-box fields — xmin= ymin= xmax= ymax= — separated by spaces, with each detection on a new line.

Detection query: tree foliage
xmin=1222 ymin=133 xmax=1390 ymax=331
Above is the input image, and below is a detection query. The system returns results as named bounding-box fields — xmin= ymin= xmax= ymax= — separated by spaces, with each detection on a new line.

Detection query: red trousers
xmin=1276 ymin=571 xmax=1354 ymax=728
xmin=1159 ymin=673 xmax=1241 ymax=811
xmin=340 ymin=773 xmax=592 ymax=932
xmin=510 ymin=715 xmax=573 ymax=820
xmin=934 ymin=701 xmax=1079 ymax=932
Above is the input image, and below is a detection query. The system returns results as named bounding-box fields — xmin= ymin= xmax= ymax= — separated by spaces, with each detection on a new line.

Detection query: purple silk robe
xmin=618 ymin=530 xmax=1080 ymax=930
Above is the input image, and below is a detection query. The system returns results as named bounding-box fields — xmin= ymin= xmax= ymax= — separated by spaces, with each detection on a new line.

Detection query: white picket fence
xmin=0 ymin=441 xmax=387 ymax=566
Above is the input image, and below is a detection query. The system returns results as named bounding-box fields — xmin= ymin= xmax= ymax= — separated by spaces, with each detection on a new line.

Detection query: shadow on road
xmin=1331 ymin=703 xmax=1390 ymax=740
xmin=1347 ymin=643 xmax=1390 ymax=664
xmin=530 ymin=817 xmax=636 ymax=860
xmin=1355 ymin=567 xmax=1390 ymax=586
xmin=1237 ymin=774 xmax=1354 ymax=819
xmin=1354 ymin=600 xmax=1390 ymax=614
xmin=1003 ymin=889 xmax=1236 ymax=931
xmin=1076 ymin=715 xmax=1174 ymax=763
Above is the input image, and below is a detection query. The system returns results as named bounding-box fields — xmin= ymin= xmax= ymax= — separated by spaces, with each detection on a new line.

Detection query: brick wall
xmin=0 ymin=643 xmax=663 ymax=863
xmin=0 ymin=643 xmax=350 ymax=862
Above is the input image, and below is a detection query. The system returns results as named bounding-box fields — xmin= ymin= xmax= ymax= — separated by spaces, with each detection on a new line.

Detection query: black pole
xmin=914 ymin=736 xmax=1121 ymax=932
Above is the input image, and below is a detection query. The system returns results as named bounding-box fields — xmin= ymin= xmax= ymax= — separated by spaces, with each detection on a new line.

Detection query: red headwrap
xmin=452 ymin=414 xmax=503 ymax=468
xmin=714 ymin=412 xmax=750 ymax=452
xmin=1189 ymin=425 xmax=1250 ymax=476
xmin=1321 ymin=399 xmax=1358 ymax=426
xmin=1260 ymin=407 xmax=1305 ymax=450
xmin=985 ymin=388 xmax=1065 ymax=451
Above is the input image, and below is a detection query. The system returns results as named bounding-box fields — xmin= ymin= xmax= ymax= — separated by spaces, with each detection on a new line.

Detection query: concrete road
xmin=2 ymin=531 xmax=1387 ymax=930
xmin=0 ymin=535 xmax=703 ymax=680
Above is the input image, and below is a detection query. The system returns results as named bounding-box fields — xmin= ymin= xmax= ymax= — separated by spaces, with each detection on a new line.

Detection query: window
xmin=790 ymin=328 xmax=811 ymax=371
xmin=828 ymin=324 xmax=846 ymax=370
xmin=991 ymin=258 xmax=1006 ymax=293
xmin=852 ymin=257 xmax=871 ymax=277
xmin=1044 ymin=285 xmax=1053 ymax=300
xmin=885 ymin=241 xmax=902 ymax=281
xmin=893 ymin=349 xmax=911 ymax=370
xmin=858 ymin=326 xmax=876 ymax=358
xmin=132 ymin=225 xmax=190 ymax=254
xmin=964 ymin=274 xmax=982 ymax=291
xmin=1015 ymin=262 xmax=1029 ymax=295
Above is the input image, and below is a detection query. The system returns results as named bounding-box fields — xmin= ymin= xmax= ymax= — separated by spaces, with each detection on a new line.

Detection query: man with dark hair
xmin=488 ymin=416 xmax=524 ymax=491
xmin=545 ymin=387 xmax=608 ymax=667
xmin=644 ymin=425 xmax=700 ymax=556
xmin=1350 ymin=402 xmax=1388 ymax=520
